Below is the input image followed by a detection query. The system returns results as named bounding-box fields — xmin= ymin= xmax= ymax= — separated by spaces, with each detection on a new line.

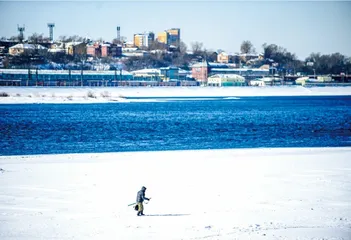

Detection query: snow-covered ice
xmin=1 ymin=148 xmax=350 ymax=239
xmin=0 ymin=86 xmax=350 ymax=104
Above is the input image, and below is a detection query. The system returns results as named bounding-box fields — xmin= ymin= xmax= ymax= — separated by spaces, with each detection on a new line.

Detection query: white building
xmin=296 ymin=76 xmax=334 ymax=86
xmin=133 ymin=32 xmax=155 ymax=48
xmin=250 ymin=77 xmax=283 ymax=86
xmin=249 ymin=79 xmax=266 ymax=86
xmin=207 ymin=74 xmax=246 ymax=86
xmin=131 ymin=68 xmax=163 ymax=80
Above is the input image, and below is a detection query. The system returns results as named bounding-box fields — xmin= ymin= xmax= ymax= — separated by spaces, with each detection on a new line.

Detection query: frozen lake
xmin=0 ymin=148 xmax=350 ymax=239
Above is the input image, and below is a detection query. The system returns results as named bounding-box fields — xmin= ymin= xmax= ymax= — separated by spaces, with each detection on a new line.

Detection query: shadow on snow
xmin=144 ymin=214 xmax=190 ymax=217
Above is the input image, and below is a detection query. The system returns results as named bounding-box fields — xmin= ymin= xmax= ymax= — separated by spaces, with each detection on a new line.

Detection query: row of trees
xmin=122 ymin=40 xmax=351 ymax=74
xmin=238 ymin=41 xmax=351 ymax=75
xmin=1 ymin=33 xmax=105 ymax=44
xmin=2 ymin=33 xmax=350 ymax=74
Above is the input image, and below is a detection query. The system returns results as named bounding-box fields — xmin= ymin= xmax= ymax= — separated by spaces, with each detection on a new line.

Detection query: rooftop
xmin=209 ymin=74 xmax=245 ymax=79
xmin=10 ymin=43 xmax=47 ymax=50
xmin=0 ymin=69 xmax=132 ymax=76
xmin=132 ymin=68 xmax=161 ymax=75
xmin=211 ymin=68 xmax=269 ymax=72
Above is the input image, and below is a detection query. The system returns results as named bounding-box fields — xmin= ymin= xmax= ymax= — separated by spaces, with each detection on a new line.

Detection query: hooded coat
xmin=136 ymin=186 xmax=149 ymax=203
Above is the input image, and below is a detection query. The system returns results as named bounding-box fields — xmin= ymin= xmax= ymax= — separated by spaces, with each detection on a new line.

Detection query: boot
xmin=137 ymin=211 xmax=141 ymax=216
xmin=140 ymin=211 xmax=145 ymax=216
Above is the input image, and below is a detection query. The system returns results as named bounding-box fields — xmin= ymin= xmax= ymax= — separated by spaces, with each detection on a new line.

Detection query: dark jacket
xmin=136 ymin=187 xmax=149 ymax=203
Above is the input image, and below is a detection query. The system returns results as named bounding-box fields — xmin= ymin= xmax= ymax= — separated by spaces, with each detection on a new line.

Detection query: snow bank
xmin=0 ymin=86 xmax=350 ymax=104
xmin=1 ymin=148 xmax=350 ymax=239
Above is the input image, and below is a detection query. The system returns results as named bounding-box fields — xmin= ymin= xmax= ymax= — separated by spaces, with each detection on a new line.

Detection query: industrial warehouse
xmin=0 ymin=68 xmax=198 ymax=87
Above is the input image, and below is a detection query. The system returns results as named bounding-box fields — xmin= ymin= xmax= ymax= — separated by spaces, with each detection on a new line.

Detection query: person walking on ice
xmin=136 ymin=186 xmax=150 ymax=216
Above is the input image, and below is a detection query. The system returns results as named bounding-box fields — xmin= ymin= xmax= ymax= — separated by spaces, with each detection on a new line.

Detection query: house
xmin=295 ymin=76 xmax=334 ymax=86
xmin=217 ymin=52 xmax=229 ymax=63
xmin=191 ymin=60 xmax=270 ymax=83
xmin=9 ymin=43 xmax=47 ymax=55
xmin=102 ymin=43 xmax=122 ymax=58
xmin=86 ymin=43 xmax=101 ymax=57
xmin=48 ymin=42 xmax=65 ymax=54
xmin=249 ymin=79 xmax=266 ymax=86
xmin=65 ymin=42 xmax=86 ymax=56
xmin=191 ymin=61 xmax=210 ymax=83
xmin=122 ymin=47 xmax=148 ymax=58
xmin=124 ymin=41 xmax=134 ymax=48
xmin=132 ymin=68 xmax=163 ymax=81
xmin=160 ymin=66 xmax=180 ymax=81
xmin=250 ymin=77 xmax=283 ymax=86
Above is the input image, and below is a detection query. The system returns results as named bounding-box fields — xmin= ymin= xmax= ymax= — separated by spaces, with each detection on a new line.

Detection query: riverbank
xmin=0 ymin=86 xmax=351 ymax=104
xmin=1 ymin=147 xmax=350 ymax=239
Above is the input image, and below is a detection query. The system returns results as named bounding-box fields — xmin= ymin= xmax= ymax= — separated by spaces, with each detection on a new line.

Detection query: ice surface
xmin=0 ymin=86 xmax=350 ymax=104
xmin=1 ymin=148 xmax=351 ymax=239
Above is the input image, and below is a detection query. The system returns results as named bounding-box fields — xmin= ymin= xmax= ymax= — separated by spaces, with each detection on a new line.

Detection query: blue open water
xmin=1 ymin=96 xmax=351 ymax=156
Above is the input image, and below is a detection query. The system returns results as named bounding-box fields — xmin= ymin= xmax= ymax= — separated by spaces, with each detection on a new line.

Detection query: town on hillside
xmin=0 ymin=24 xmax=350 ymax=87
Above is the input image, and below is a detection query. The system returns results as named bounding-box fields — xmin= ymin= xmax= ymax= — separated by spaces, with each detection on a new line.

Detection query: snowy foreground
xmin=0 ymin=148 xmax=350 ymax=239
xmin=0 ymin=86 xmax=351 ymax=104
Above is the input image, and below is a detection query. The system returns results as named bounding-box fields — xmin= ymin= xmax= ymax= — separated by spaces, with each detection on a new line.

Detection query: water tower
xmin=117 ymin=26 xmax=121 ymax=42
xmin=47 ymin=23 xmax=55 ymax=42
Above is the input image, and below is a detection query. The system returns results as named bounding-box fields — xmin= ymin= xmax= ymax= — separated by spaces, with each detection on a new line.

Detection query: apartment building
xmin=156 ymin=31 xmax=169 ymax=45
xmin=167 ymin=28 xmax=180 ymax=46
xmin=133 ymin=32 xmax=155 ymax=48
xmin=157 ymin=28 xmax=180 ymax=46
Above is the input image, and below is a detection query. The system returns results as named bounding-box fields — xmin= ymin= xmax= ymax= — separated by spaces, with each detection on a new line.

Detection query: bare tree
xmin=148 ymin=41 xmax=167 ymax=51
xmin=191 ymin=41 xmax=203 ymax=55
xmin=96 ymin=37 xmax=105 ymax=43
xmin=217 ymin=49 xmax=225 ymax=54
xmin=9 ymin=36 xmax=19 ymax=42
xmin=28 ymin=33 xmax=44 ymax=43
xmin=59 ymin=35 xmax=85 ymax=43
xmin=70 ymin=35 xmax=84 ymax=42
xmin=240 ymin=40 xmax=255 ymax=54
xmin=179 ymin=41 xmax=187 ymax=55
xmin=112 ymin=36 xmax=126 ymax=45
xmin=262 ymin=43 xmax=295 ymax=64
xmin=304 ymin=52 xmax=348 ymax=75
xmin=59 ymin=35 xmax=68 ymax=42
xmin=26 ymin=33 xmax=47 ymax=58
xmin=201 ymin=48 xmax=212 ymax=59
xmin=207 ymin=51 xmax=218 ymax=62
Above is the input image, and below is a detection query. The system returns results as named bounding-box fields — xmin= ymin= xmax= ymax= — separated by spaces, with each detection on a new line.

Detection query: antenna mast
xmin=17 ymin=24 xmax=25 ymax=42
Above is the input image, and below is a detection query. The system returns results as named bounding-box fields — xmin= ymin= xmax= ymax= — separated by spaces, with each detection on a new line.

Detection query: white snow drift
xmin=1 ymin=148 xmax=350 ymax=239
xmin=0 ymin=86 xmax=350 ymax=104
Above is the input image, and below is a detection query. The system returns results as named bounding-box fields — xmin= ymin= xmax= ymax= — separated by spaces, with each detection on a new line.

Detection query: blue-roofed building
xmin=0 ymin=69 xmax=133 ymax=86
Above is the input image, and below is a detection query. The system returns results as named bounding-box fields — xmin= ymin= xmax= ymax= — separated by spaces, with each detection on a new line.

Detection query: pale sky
xmin=0 ymin=0 xmax=350 ymax=59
